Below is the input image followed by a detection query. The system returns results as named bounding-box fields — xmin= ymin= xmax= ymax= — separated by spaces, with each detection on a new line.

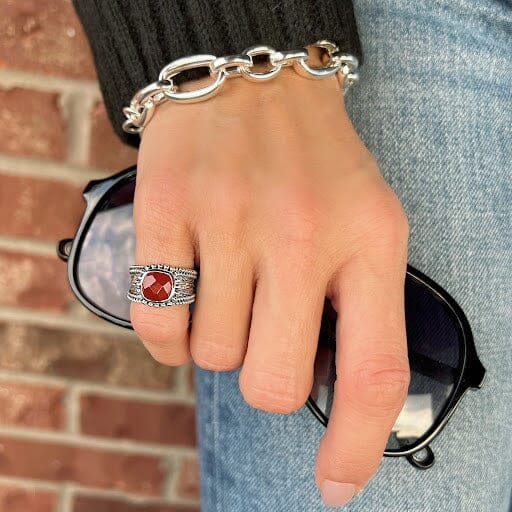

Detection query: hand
xmin=131 ymin=69 xmax=410 ymax=507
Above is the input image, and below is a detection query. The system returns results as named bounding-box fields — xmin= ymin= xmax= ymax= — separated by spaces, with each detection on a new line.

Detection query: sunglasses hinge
xmin=57 ymin=238 xmax=73 ymax=262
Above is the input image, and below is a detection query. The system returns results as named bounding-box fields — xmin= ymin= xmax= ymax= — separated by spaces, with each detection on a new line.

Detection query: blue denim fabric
xmin=195 ymin=0 xmax=512 ymax=510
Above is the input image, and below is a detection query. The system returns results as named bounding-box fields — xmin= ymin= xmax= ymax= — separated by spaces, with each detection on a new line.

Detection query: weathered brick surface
xmin=0 ymin=88 xmax=66 ymax=160
xmin=0 ymin=322 xmax=174 ymax=390
xmin=0 ymin=436 xmax=164 ymax=495
xmin=0 ymin=484 xmax=57 ymax=512
xmin=89 ymin=102 xmax=138 ymax=171
xmin=0 ymin=0 xmax=96 ymax=79
xmin=0 ymin=250 xmax=74 ymax=311
xmin=175 ymin=457 xmax=200 ymax=502
xmin=80 ymin=393 xmax=196 ymax=446
xmin=0 ymin=380 xmax=64 ymax=429
xmin=0 ymin=173 xmax=85 ymax=241
xmin=0 ymin=2 xmax=199 ymax=505
xmin=73 ymin=495 xmax=199 ymax=512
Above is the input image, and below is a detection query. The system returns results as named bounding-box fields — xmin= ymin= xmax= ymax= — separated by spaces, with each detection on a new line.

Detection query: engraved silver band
xmin=127 ymin=264 xmax=198 ymax=307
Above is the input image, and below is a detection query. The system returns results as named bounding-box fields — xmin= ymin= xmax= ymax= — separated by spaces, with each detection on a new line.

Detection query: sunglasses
xmin=58 ymin=166 xmax=486 ymax=469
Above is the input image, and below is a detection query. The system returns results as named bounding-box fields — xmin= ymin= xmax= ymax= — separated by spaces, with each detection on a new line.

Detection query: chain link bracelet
xmin=122 ymin=40 xmax=359 ymax=135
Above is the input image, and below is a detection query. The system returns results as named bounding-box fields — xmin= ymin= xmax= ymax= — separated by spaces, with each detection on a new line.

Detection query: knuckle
xmin=197 ymin=162 xmax=249 ymax=206
xmin=197 ymin=181 xmax=250 ymax=246
xmin=353 ymin=182 xmax=408 ymax=244
xmin=192 ymin=340 xmax=243 ymax=372
xmin=147 ymin=347 xmax=188 ymax=366
xmin=323 ymin=448 xmax=381 ymax=484
xmin=239 ymin=367 xmax=309 ymax=414
xmin=131 ymin=308 xmax=183 ymax=345
xmin=131 ymin=307 xmax=188 ymax=363
xmin=273 ymin=189 xmax=323 ymax=247
xmin=342 ymin=355 xmax=410 ymax=416
xmin=365 ymin=197 xmax=409 ymax=248
xmin=134 ymin=174 xmax=190 ymax=230
xmin=380 ymin=203 xmax=409 ymax=244
xmin=194 ymin=358 xmax=240 ymax=372
xmin=210 ymin=172 xmax=251 ymax=211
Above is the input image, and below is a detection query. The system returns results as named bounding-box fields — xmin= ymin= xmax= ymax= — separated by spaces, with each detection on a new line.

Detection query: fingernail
xmin=320 ymin=480 xmax=356 ymax=508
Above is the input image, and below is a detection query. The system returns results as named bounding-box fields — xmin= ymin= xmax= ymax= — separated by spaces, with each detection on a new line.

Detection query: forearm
xmin=72 ymin=0 xmax=362 ymax=148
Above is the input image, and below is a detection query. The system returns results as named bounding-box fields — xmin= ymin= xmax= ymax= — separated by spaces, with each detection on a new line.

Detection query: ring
xmin=127 ymin=264 xmax=198 ymax=307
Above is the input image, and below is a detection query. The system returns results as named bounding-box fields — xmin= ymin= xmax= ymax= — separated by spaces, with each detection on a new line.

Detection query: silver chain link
xmin=122 ymin=40 xmax=359 ymax=134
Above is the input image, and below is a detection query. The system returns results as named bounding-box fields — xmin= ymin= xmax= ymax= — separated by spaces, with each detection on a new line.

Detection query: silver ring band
xmin=128 ymin=264 xmax=198 ymax=307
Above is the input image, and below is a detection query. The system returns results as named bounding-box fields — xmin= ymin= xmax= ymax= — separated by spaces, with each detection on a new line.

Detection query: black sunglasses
xmin=58 ymin=166 xmax=486 ymax=470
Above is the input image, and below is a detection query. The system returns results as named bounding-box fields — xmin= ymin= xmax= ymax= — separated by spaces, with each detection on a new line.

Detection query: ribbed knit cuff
xmin=73 ymin=0 xmax=362 ymax=148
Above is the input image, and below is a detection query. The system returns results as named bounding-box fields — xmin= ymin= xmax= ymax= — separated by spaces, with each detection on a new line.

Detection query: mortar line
xmin=0 ymin=425 xmax=197 ymax=457
xmin=0 ymin=305 xmax=137 ymax=336
xmin=0 ymin=236 xmax=58 ymax=256
xmin=70 ymin=383 xmax=195 ymax=404
xmin=0 ymin=475 xmax=62 ymax=492
xmin=166 ymin=452 xmax=200 ymax=503
xmin=0 ymin=371 xmax=194 ymax=403
xmin=0 ymin=69 xmax=100 ymax=96
xmin=56 ymin=484 xmax=73 ymax=512
xmin=0 ymin=154 xmax=112 ymax=184
xmin=64 ymin=483 xmax=199 ymax=507
xmin=0 ymin=473 xmax=200 ymax=508
xmin=63 ymin=91 xmax=95 ymax=167
xmin=64 ymin=385 xmax=80 ymax=434
xmin=173 ymin=364 xmax=190 ymax=396
xmin=161 ymin=454 xmax=177 ymax=500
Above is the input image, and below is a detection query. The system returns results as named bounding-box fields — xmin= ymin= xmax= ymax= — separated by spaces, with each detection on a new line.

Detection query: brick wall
xmin=0 ymin=1 xmax=199 ymax=511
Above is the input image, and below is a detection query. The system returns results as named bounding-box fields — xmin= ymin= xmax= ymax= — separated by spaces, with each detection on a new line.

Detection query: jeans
xmin=194 ymin=0 xmax=512 ymax=510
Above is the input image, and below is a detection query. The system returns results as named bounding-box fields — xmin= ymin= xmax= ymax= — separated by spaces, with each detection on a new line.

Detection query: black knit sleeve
xmin=72 ymin=0 xmax=362 ymax=148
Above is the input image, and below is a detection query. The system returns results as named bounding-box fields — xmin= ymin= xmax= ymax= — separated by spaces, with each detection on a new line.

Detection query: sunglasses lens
xmin=310 ymin=299 xmax=338 ymax=420
xmin=311 ymin=274 xmax=462 ymax=451
xmin=389 ymin=276 xmax=461 ymax=449
xmin=76 ymin=178 xmax=135 ymax=322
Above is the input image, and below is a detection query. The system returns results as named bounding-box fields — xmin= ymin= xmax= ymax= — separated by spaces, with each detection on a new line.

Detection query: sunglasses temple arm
xmin=408 ymin=350 xmax=457 ymax=385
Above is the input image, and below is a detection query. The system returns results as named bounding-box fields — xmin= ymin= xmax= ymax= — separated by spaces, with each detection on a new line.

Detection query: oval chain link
xmin=123 ymin=40 xmax=359 ymax=134
xmin=239 ymin=45 xmax=283 ymax=82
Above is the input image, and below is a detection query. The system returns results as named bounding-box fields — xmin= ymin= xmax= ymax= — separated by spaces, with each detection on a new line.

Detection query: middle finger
xmin=189 ymin=229 xmax=254 ymax=371
xmin=239 ymin=250 xmax=328 ymax=414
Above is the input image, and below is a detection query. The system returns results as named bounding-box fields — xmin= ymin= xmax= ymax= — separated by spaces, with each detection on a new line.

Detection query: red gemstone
xmin=141 ymin=271 xmax=173 ymax=302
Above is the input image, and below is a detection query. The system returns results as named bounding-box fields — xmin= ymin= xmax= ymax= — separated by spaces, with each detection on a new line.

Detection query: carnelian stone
xmin=142 ymin=271 xmax=173 ymax=301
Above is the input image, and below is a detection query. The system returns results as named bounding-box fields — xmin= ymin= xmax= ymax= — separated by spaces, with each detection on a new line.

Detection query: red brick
xmin=0 ymin=484 xmax=56 ymax=512
xmin=0 ymin=0 xmax=96 ymax=79
xmin=0 ymin=88 xmax=66 ymax=160
xmin=175 ymin=457 xmax=200 ymax=501
xmin=0 ymin=380 xmax=64 ymax=430
xmin=73 ymin=495 xmax=199 ymax=512
xmin=0 ymin=322 xmax=175 ymax=390
xmin=89 ymin=102 xmax=138 ymax=170
xmin=0 ymin=249 xmax=74 ymax=311
xmin=0 ymin=173 xmax=85 ymax=241
xmin=0 ymin=436 xmax=163 ymax=495
xmin=80 ymin=394 xmax=196 ymax=447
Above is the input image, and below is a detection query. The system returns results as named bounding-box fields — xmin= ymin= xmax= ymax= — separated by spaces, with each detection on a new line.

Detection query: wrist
xmin=142 ymin=69 xmax=347 ymax=145
xmin=175 ymin=44 xmax=342 ymax=101
xmin=125 ymin=41 xmax=358 ymax=135
xmin=145 ymin=49 xmax=348 ymax=137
